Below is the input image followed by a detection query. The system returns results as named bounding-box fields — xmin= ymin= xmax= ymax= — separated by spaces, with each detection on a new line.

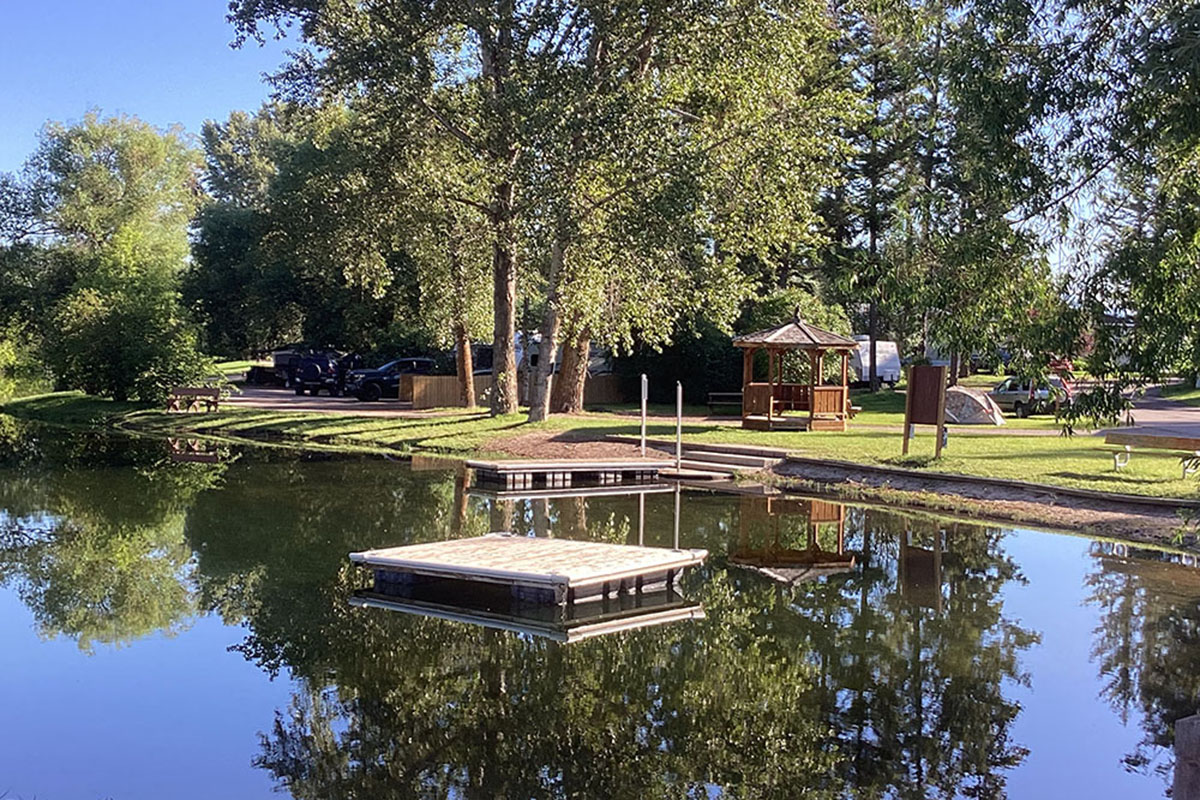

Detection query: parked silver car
xmin=988 ymin=376 xmax=1072 ymax=417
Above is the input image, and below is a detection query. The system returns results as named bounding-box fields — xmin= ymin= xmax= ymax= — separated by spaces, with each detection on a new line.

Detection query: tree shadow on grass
xmin=1043 ymin=471 xmax=1188 ymax=488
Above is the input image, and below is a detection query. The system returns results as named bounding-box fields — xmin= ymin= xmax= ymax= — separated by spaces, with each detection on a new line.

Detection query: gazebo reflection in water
xmin=731 ymin=495 xmax=857 ymax=585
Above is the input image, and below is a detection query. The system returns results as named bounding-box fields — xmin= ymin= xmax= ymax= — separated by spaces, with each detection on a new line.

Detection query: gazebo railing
xmin=772 ymin=383 xmax=810 ymax=411
xmin=744 ymin=382 xmax=848 ymax=418
xmin=743 ymin=383 xmax=776 ymax=416
xmin=811 ymin=386 xmax=848 ymax=417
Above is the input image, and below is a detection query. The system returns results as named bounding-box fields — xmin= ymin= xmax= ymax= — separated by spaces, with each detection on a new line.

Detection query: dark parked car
xmin=293 ymin=352 xmax=344 ymax=396
xmin=347 ymin=357 xmax=436 ymax=401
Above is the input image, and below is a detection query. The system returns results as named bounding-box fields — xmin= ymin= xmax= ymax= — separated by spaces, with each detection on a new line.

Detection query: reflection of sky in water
xmin=0 ymin=425 xmax=1196 ymax=798
xmin=0 ymin=590 xmax=291 ymax=799
xmin=1003 ymin=530 xmax=1158 ymax=799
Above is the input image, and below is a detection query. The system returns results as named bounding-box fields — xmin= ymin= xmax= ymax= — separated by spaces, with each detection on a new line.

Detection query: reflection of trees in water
xmin=185 ymin=459 xmax=491 ymax=677
xmin=827 ymin=512 xmax=1036 ymax=798
xmin=198 ymin=489 xmax=1036 ymax=798
xmin=0 ymin=424 xmax=225 ymax=650
xmin=252 ymin=572 xmax=838 ymax=799
xmin=0 ymin=427 xmax=1043 ymax=796
xmin=1086 ymin=544 xmax=1200 ymax=784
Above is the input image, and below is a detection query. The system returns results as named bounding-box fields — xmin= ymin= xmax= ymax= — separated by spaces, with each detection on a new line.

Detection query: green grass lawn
xmin=1161 ymin=381 xmax=1200 ymax=407
xmin=213 ymin=359 xmax=269 ymax=380
xmin=847 ymin=387 xmax=1066 ymax=431
xmin=3 ymin=391 xmax=1195 ymax=498
xmin=1 ymin=391 xmax=148 ymax=425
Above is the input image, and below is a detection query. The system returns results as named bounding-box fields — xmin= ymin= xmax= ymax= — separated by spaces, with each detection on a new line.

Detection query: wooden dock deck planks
xmin=350 ymin=533 xmax=708 ymax=603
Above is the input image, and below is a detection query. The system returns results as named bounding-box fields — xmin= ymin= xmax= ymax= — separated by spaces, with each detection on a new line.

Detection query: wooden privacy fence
xmin=411 ymin=373 xmax=629 ymax=410
xmin=572 ymin=373 xmax=627 ymax=406
xmin=412 ymin=375 xmax=496 ymax=409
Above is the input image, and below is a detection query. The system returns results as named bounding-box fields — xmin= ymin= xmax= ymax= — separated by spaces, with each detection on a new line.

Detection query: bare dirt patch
xmin=484 ymin=428 xmax=652 ymax=460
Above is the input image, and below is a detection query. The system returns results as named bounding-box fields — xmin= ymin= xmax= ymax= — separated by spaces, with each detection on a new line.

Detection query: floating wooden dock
xmin=468 ymin=482 xmax=674 ymax=502
xmin=351 ymin=585 xmax=704 ymax=643
xmin=350 ymin=533 xmax=707 ymax=605
xmin=466 ymin=459 xmax=672 ymax=490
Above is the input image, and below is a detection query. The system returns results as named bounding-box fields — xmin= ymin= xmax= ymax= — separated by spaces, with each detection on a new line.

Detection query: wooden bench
xmin=167 ymin=387 xmax=220 ymax=413
xmin=1104 ymin=431 xmax=1200 ymax=478
xmin=707 ymin=391 xmax=743 ymax=416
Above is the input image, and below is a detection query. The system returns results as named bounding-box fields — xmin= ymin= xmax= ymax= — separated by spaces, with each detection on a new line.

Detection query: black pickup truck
xmin=345 ymin=358 xmax=436 ymax=401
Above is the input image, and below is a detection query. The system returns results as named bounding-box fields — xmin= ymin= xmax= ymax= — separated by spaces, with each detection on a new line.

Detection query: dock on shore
xmin=466 ymin=458 xmax=672 ymax=490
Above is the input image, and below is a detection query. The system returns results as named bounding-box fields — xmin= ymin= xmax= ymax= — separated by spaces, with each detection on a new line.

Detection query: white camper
xmin=850 ymin=336 xmax=901 ymax=386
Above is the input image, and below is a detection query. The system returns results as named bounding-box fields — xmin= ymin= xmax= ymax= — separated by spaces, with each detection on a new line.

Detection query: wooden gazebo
xmin=732 ymin=313 xmax=858 ymax=431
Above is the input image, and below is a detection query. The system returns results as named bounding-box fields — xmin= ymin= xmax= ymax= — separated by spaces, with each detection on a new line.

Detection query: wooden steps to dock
xmin=674 ymin=444 xmax=784 ymax=479
xmin=350 ymin=533 xmax=708 ymax=605
xmin=603 ymin=438 xmax=787 ymax=481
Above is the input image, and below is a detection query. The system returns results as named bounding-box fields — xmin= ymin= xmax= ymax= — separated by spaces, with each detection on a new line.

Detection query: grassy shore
xmin=1162 ymin=382 xmax=1200 ymax=407
xmin=4 ymin=390 xmax=1198 ymax=499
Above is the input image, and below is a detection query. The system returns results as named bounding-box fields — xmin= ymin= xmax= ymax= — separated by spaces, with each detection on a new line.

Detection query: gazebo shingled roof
xmin=732 ymin=315 xmax=858 ymax=350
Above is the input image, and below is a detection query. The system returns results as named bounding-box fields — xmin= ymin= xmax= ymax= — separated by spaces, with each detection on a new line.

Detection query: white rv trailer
xmin=849 ymin=336 xmax=902 ymax=386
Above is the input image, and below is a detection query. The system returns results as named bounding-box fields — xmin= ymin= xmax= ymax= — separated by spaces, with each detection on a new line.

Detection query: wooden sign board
xmin=902 ymin=365 xmax=948 ymax=457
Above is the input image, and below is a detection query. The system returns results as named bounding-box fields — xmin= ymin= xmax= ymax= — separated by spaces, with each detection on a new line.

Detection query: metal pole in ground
xmin=640 ymin=373 xmax=648 ymax=456
xmin=674 ymin=482 xmax=681 ymax=550
xmin=676 ymin=381 xmax=683 ymax=469
xmin=638 ymin=491 xmax=645 ymax=546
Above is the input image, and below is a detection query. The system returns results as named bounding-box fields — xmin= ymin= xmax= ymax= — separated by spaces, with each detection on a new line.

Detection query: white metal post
xmin=640 ymin=373 xmax=648 ymax=456
xmin=673 ymin=483 xmax=681 ymax=550
xmin=638 ymin=491 xmax=645 ymax=547
xmin=676 ymin=381 xmax=683 ymax=469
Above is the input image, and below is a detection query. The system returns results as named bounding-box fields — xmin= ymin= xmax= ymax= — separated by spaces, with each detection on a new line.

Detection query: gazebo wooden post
xmin=777 ymin=347 xmax=787 ymax=412
xmin=841 ymin=350 xmax=850 ymax=423
xmin=742 ymin=347 xmax=754 ymax=419
xmin=766 ymin=349 xmax=775 ymax=422
xmin=808 ymin=350 xmax=817 ymax=427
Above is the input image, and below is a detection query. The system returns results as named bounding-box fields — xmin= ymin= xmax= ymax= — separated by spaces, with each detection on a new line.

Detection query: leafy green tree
xmin=823 ymin=0 xmax=920 ymax=390
xmin=0 ymin=112 xmax=211 ymax=401
xmin=1062 ymin=0 xmax=1200 ymax=413
xmin=821 ymin=0 xmax=1064 ymax=386
xmin=229 ymin=0 xmax=858 ymax=418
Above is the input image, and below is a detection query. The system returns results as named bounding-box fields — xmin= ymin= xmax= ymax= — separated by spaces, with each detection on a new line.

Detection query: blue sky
xmin=0 ymin=0 xmax=291 ymax=173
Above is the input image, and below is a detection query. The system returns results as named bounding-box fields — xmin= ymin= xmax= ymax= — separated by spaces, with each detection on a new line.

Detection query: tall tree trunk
xmin=455 ymin=322 xmax=475 ymax=408
xmin=948 ymin=351 xmax=960 ymax=386
xmin=868 ymin=53 xmax=882 ymax=395
xmin=528 ymin=238 xmax=564 ymax=422
xmin=868 ymin=302 xmax=880 ymax=393
xmin=490 ymin=183 xmax=518 ymax=415
xmin=552 ymin=331 xmax=590 ymax=413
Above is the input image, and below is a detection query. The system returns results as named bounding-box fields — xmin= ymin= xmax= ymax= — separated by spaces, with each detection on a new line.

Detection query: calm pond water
xmin=1 ymin=418 xmax=1198 ymax=799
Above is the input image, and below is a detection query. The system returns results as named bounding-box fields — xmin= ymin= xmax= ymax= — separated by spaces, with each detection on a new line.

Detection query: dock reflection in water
xmin=352 ymin=582 xmax=704 ymax=643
